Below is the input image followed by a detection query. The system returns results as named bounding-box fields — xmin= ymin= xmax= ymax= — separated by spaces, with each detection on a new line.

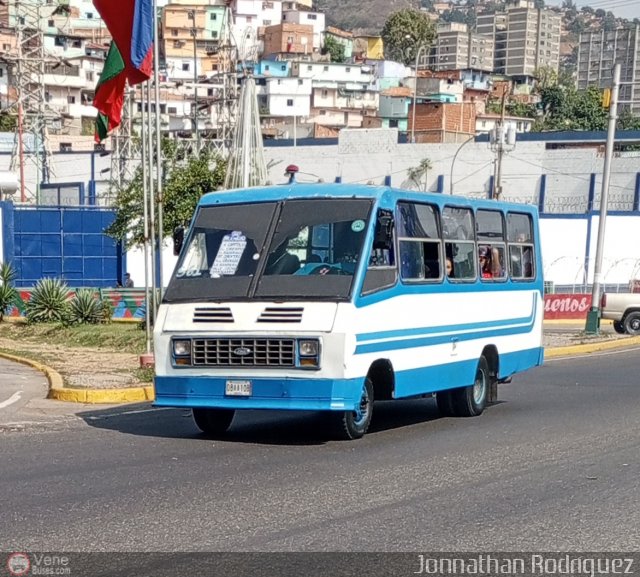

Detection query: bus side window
xmin=362 ymin=209 xmax=397 ymax=295
xmin=443 ymin=205 xmax=476 ymax=281
xmin=397 ymin=201 xmax=442 ymax=282
xmin=507 ymin=212 xmax=535 ymax=280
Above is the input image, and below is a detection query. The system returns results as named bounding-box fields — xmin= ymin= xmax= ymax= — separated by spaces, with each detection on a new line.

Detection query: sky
xmin=546 ymin=0 xmax=640 ymax=20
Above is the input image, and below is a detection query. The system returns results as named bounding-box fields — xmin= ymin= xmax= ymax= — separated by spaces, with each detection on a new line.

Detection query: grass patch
xmin=0 ymin=319 xmax=148 ymax=353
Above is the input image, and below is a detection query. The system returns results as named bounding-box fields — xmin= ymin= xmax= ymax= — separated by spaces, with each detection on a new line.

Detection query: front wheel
xmin=450 ymin=356 xmax=489 ymax=417
xmin=192 ymin=408 xmax=235 ymax=436
xmin=623 ymin=312 xmax=640 ymax=336
xmin=613 ymin=320 xmax=626 ymax=334
xmin=333 ymin=378 xmax=374 ymax=440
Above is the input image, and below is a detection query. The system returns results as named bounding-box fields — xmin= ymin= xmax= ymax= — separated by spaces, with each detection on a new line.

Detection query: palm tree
xmin=407 ymin=158 xmax=433 ymax=191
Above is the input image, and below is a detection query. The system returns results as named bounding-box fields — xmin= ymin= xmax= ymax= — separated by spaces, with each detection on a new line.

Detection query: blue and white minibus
xmin=153 ymin=179 xmax=544 ymax=439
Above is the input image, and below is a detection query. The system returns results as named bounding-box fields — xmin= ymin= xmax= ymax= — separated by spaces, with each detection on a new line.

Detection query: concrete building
xmin=429 ymin=23 xmax=495 ymax=73
xmin=477 ymin=0 xmax=561 ymax=79
xmin=282 ymin=8 xmax=325 ymax=52
xmin=476 ymin=113 xmax=533 ymax=134
xmin=576 ymin=25 xmax=640 ymax=116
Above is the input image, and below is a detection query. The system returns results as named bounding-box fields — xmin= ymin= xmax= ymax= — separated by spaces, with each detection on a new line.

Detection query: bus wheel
xmin=451 ymin=356 xmax=489 ymax=417
xmin=613 ymin=320 xmax=626 ymax=334
xmin=333 ymin=378 xmax=373 ymax=440
xmin=192 ymin=408 xmax=235 ymax=436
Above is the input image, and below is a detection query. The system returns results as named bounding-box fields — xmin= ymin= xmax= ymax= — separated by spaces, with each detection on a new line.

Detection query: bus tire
xmin=333 ymin=377 xmax=373 ymax=440
xmin=436 ymin=390 xmax=455 ymax=416
xmin=192 ymin=408 xmax=235 ymax=436
xmin=623 ymin=312 xmax=640 ymax=336
xmin=613 ymin=320 xmax=626 ymax=334
xmin=451 ymin=356 xmax=489 ymax=417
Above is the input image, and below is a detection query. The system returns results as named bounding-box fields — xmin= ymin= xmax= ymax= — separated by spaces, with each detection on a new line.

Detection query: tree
xmin=322 ymin=34 xmax=346 ymax=63
xmin=0 ymin=112 xmax=16 ymax=132
xmin=407 ymin=158 xmax=433 ymax=191
xmin=381 ymin=9 xmax=436 ymax=66
xmin=106 ymin=148 xmax=227 ymax=249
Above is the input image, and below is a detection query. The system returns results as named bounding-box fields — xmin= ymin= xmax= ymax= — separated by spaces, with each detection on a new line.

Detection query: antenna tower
xmin=7 ymin=0 xmax=65 ymax=203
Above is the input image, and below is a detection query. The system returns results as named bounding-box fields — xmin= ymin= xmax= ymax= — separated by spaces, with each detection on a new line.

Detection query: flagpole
xmin=145 ymin=80 xmax=157 ymax=318
xmin=153 ymin=0 xmax=164 ymax=302
xmin=140 ymin=83 xmax=152 ymax=355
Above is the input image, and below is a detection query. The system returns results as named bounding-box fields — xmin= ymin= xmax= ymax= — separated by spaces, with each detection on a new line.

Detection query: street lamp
xmin=411 ymin=43 xmax=429 ymax=144
xmin=188 ymin=9 xmax=200 ymax=153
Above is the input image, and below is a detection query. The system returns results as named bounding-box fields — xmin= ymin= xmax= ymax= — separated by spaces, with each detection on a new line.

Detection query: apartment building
xmin=429 ymin=23 xmax=495 ymax=73
xmin=576 ymin=26 xmax=640 ymax=115
xmin=477 ymin=0 xmax=560 ymax=79
xmin=282 ymin=8 xmax=325 ymax=52
xmin=263 ymin=22 xmax=314 ymax=58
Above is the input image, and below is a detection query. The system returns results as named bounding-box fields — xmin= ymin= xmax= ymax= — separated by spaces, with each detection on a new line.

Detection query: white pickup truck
xmin=600 ymin=292 xmax=640 ymax=335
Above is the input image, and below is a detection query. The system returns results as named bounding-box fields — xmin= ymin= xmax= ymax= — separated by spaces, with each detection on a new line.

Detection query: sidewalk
xmin=1 ymin=321 xmax=639 ymax=408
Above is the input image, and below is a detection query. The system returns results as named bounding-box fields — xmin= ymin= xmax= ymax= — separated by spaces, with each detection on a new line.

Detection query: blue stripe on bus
xmin=354 ymin=294 xmax=537 ymax=353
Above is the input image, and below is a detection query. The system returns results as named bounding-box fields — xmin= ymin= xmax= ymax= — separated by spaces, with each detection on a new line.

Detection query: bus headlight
xmin=298 ymin=339 xmax=320 ymax=368
xmin=173 ymin=339 xmax=192 ymax=357
xmin=299 ymin=340 xmax=319 ymax=357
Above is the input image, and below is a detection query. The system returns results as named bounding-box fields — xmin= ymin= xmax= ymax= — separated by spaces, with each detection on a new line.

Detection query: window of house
xmin=86 ymin=71 xmax=93 ymax=82
xmin=263 ymin=19 xmax=271 ymax=25
xmin=48 ymin=19 xmax=54 ymax=27
xmin=322 ymin=90 xmax=328 ymax=97
xmin=265 ymin=65 xmax=270 ymax=71
xmin=246 ymin=16 xmax=253 ymax=23
xmin=182 ymin=62 xmax=190 ymax=71
xmin=160 ymin=104 xmax=167 ymax=114
xmin=281 ymin=65 xmax=286 ymax=71
xmin=168 ymin=106 xmax=177 ymax=114
xmin=287 ymin=99 xmax=294 ymax=106
xmin=323 ymin=66 xmax=329 ymax=71
xmin=307 ymin=13 xmax=317 ymax=20
xmin=67 ymin=95 xmax=76 ymax=104
xmin=307 ymin=65 xmax=313 ymax=71
xmin=298 ymin=79 xmax=303 ymax=85
xmin=211 ymin=63 xmax=218 ymax=71
xmin=87 ymin=12 xmax=93 ymax=18
xmin=346 ymin=67 xmax=351 ymax=73
xmin=172 ymin=29 xmax=178 ymax=36
xmin=210 ymin=13 xmax=217 ymax=20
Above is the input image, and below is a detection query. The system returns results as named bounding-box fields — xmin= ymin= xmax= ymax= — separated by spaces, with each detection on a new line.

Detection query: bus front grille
xmin=192 ymin=338 xmax=296 ymax=367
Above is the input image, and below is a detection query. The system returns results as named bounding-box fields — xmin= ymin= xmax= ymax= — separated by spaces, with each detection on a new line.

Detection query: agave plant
xmin=25 ymin=278 xmax=70 ymax=324
xmin=67 ymin=289 xmax=104 ymax=325
xmin=0 ymin=262 xmax=18 ymax=322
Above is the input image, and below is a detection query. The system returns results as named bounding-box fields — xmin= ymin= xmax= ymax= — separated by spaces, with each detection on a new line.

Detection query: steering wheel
xmin=309 ymin=264 xmax=350 ymax=276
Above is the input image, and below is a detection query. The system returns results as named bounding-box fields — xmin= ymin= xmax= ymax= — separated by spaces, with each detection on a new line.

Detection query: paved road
xmin=1 ymin=346 xmax=639 ymax=555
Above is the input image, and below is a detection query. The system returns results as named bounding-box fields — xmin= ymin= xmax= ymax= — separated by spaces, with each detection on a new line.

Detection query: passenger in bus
xmin=479 ymin=246 xmax=493 ymax=279
xmin=490 ymin=247 xmax=505 ymax=278
xmin=445 ymin=257 xmax=454 ymax=278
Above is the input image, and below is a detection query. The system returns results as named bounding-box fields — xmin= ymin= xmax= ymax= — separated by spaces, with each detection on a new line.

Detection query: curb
xmin=544 ymin=335 xmax=640 ymax=358
xmin=0 ymin=351 xmax=155 ymax=404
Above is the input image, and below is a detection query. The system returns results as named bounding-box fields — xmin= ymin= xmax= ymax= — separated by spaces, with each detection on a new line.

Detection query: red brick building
xmin=408 ymin=101 xmax=476 ymax=143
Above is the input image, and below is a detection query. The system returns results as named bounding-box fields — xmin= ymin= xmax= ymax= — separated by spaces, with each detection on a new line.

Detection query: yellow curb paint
xmin=0 ymin=351 xmax=154 ymax=404
xmin=544 ymin=335 xmax=640 ymax=358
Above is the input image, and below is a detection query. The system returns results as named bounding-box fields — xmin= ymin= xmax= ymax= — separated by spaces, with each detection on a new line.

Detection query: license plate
xmin=225 ymin=380 xmax=252 ymax=397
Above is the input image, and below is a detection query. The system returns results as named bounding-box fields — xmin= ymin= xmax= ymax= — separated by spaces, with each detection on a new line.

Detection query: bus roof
xmin=199 ymin=183 xmax=539 ymax=214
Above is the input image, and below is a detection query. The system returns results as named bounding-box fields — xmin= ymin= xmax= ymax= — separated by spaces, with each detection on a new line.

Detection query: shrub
xmin=67 ymin=289 xmax=105 ymax=325
xmin=25 ymin=278 xmax=70 ymax=324
xmin=0 ymin=262 xmax=18 ymax=322
xmin=101 ymin=295 xmax=114 ymax=324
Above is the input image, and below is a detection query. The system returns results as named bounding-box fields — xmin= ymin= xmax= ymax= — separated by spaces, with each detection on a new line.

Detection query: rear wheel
xmin=623 ymin=312 xmax=640 ymax=336
xmin=192 ymin=408 xmax=235 ymax=436
xmin=613 ymin=320 xmax=626 ymax=334
xmin=333 ymin=378 xmax=373 ymax=440
xmin=450 ymin=356 xmax=489 ymax=417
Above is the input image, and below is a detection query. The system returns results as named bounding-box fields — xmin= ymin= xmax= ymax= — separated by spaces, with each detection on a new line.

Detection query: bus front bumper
xmin=153 ymin=375 xmax=364 ymax=412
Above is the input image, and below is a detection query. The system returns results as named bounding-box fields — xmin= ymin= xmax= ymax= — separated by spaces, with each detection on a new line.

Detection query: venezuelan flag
xmin=92 ymin=0 xmax=154 ymax=142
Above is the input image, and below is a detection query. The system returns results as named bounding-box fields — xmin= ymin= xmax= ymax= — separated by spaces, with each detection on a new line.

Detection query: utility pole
xmin=585 ymin=63 xmax=621 ymax=334
xmin=411 ymin=43 xmax=429 ymax=144
xmin=493 ymin=89 xmax=508 ymax=200
xmin=189 ymin=9 xmax=200 ymax=154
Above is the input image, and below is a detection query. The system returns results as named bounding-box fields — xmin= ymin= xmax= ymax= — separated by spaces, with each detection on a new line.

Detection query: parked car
xmin=600 ymin=292 xmax=640 ymax=335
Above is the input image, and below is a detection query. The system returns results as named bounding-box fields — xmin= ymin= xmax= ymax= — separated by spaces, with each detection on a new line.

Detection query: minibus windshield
xmin=163 ymin=198 xmax=373 ymax=302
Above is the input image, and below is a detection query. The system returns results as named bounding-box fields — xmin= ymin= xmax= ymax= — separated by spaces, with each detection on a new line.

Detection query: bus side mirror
xmin=173 ymin=226 xmax=185 ymax=256
xmin=373 ymin=210 xmax=394 ymax=250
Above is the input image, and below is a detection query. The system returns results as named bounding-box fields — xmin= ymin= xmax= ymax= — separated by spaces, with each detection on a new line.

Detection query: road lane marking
xmin=546 ymin=346 xmax=640 ymax=363
xmin=0 ymin=392 xmax=22 ymax=410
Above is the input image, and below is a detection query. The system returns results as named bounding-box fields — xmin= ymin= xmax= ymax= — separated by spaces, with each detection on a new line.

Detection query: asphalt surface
xmin=0 ymin=345 xmax=639 ymax=554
